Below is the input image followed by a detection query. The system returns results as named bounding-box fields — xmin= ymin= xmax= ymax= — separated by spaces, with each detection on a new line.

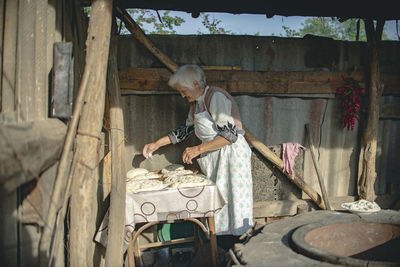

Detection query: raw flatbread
xmin=165 ymin=174 xmax=211 ymax=189
xmin=163 ymin=169 xmax=193 ymax=177
xmin=130 ymin=172 xmax=163 ymax=180
xmin=126 ymin=168 xmax=149 ymax=179
xmin=161 ymin=164 xmax=185 ymax=174
xmin=127 ymin=179 xmax=168 ymax=193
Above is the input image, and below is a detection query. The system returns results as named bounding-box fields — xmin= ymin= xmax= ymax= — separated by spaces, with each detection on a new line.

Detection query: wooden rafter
xmin=118 ymin=68 xmax=400 ymax=95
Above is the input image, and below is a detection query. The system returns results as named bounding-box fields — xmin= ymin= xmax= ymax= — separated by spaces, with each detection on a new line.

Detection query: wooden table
xmin=95 ymin=184 xmax=226 ymax=267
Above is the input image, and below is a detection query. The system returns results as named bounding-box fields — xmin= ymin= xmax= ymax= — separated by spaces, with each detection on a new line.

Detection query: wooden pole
xmin=305 ymin=124 xmax=331 ymax=210
xmin=104 ymin=18 xmax=127 ymax=267
xmin=358 ymin=19 xmax=385 ymax=202
xmin=114 ymin=6 xmax=178 ymax=72
xmin=68 ymin=0 xmax=113 ymax=266
xmin=244 ymin=128 xmax=326 ymax=210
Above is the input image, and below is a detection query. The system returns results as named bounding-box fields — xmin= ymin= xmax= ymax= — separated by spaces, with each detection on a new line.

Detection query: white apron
xmin=194 ymin=106 xmax=253 ymax=236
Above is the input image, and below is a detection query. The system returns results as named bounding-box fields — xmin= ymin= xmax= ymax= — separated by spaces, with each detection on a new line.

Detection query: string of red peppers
xmin=336 ymin=76 xmax=365 ymax=131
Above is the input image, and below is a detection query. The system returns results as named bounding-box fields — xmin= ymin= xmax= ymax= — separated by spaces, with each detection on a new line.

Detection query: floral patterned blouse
xmin=168 ymin=86 xmax=242 ymax=144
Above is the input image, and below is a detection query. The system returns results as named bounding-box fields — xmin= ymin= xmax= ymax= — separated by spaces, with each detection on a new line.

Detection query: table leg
xmin=194 ymin=224 xmax=200 ymax=252
xmin=127 ymin=233 xmax=135 ymax=267
xmin=133 ymin=230 xmax=142 ymax=267
xmin=207 ymin=216 xmax=218 ymax=267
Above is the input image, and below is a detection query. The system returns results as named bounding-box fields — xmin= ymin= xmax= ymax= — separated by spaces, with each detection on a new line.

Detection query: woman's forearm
xmin=155 ymin=135 xmax=172 ymax=148
xmin=199 ymin=136 xmax=231 ymax=154
xmin=182 ymin=136 xmax=231 ymax=164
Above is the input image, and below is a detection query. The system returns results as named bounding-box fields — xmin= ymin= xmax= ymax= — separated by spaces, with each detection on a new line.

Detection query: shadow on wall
xmin=0 ymin=185 xmax=51 ymax=267
xmin=132 ymin=133 xmax=202 ymax=172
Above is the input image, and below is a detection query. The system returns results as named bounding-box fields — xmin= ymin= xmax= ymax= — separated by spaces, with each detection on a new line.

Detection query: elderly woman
xmin=142 ymin=64 xmax=253 ymax=240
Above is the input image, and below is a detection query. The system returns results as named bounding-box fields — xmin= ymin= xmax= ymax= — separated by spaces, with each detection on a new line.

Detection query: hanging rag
xmin=282 ymin=142 xmax=306 ymax=175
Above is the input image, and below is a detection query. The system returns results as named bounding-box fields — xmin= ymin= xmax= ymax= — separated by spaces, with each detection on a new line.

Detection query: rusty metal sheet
xmin=51 ymin=42 xmax=73 ymax=119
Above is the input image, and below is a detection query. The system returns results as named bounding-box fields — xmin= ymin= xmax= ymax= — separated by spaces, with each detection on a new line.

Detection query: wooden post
xmin=244 ymin=128 xmax=326 ymax=210
xmin=104 ymin=16 xmax=127 ymax=267
xmin=68 ymin=0 xmax=113 ymax=266
xmin=358 ymin=19 xmax=385 ymax=202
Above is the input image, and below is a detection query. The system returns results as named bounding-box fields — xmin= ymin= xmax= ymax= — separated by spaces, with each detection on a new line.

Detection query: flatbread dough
xmin=126 ymin=168 xmax=149 ymax=179
xmin=161 ymin=164 xmax=185 ymax=174
xmin=131 ymin=172 xmax=163 ymax=180
xmin=127 ymin=179 xmax=168 ymax=193
xmin=162 ymin=169 xmax=193 ymax=177
xmin=165 ymin=174 xmax=210 ymax=189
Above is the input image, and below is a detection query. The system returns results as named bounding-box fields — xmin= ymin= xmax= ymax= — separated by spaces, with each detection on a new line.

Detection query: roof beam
xmin=119 ymin=68 xmax=400 ymax=95
xmin=82 ymin=0 xmax=400 ymax=20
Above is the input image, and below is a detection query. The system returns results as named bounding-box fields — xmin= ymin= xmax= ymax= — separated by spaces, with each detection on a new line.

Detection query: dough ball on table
xmin=126 ymin=168 xmax=149 ymax=180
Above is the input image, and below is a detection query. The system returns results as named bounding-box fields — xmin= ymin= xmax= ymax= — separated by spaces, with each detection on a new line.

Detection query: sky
xmin=143 ymin=10 xmax=399 ymax=40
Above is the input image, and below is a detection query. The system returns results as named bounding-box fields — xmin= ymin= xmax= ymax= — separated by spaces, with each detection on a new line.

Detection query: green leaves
xmin=284 ymin=17 xmax=389 ymax=41
xmin=118 ymin=9 xmax=185 ymax=35
xmin=198 ymin=14 xmax=232 ymax=34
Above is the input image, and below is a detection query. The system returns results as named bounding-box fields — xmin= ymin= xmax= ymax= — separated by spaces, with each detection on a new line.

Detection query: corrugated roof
xmin=82 ymin=0 xmax=400 ymax=20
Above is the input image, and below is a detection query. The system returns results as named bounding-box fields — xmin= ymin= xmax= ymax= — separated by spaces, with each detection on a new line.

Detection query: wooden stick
xmin=305 ymin=124 xmax=331 ymax=210
xmin=115 ymin=6 xmax=178 ymax=73
xmin=244 ymin=127 xmax=326 ymax=210
xmin=201 ymin=65 xmax=242 ymax=70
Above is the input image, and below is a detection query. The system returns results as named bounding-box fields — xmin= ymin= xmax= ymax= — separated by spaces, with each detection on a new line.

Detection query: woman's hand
xmin=142 ymin=136 xmax=172 ymax=159
xmin=182 ymin=136 xmax=231 ymax=164
xmin=182 ymin=146 xmax=202 ymax=164
xmin=142 ymin=142 xmax=159 ymax=159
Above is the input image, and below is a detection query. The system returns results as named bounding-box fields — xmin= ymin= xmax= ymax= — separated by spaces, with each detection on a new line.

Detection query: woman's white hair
xmin=168 ymin=64 xmax=207 ymax=90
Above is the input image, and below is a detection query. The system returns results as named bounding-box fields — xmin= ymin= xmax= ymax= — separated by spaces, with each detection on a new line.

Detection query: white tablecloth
xmin=95 ymin=184 xmax=226 ymax=251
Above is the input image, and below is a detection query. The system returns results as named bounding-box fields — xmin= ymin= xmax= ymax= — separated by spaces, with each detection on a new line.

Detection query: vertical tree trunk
xmin=358 ymin=19 xmax=385 ymax=201
xmin=105 ymin=20 xmax=127 ymax=267
xmin=69 ymin=0 xmax=112 ymax=266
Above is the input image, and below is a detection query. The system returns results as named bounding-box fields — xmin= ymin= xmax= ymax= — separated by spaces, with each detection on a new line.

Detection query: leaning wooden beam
xmin=68 ymin=0 xmax=113 ymax=266
xmin=118 ymin=68 xmax=400 ymax=95
xmin=104 ymin=27 xmax=127 ymax=267
xmin=244 ymin=128 xmax=326 ymax=210
xmin=115 ymin=6 xmax=178 ymax=72
xmin=358 ymin=19 xmax=385 ymax=201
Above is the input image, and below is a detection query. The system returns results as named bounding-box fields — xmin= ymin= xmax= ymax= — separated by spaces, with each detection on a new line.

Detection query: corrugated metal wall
xmin=118 ymin=35 xmax=400 ymax=201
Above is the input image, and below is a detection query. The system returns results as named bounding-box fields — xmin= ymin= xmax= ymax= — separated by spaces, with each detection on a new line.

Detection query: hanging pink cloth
xmin=282 ymin=142 xmax=306 ymax=175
